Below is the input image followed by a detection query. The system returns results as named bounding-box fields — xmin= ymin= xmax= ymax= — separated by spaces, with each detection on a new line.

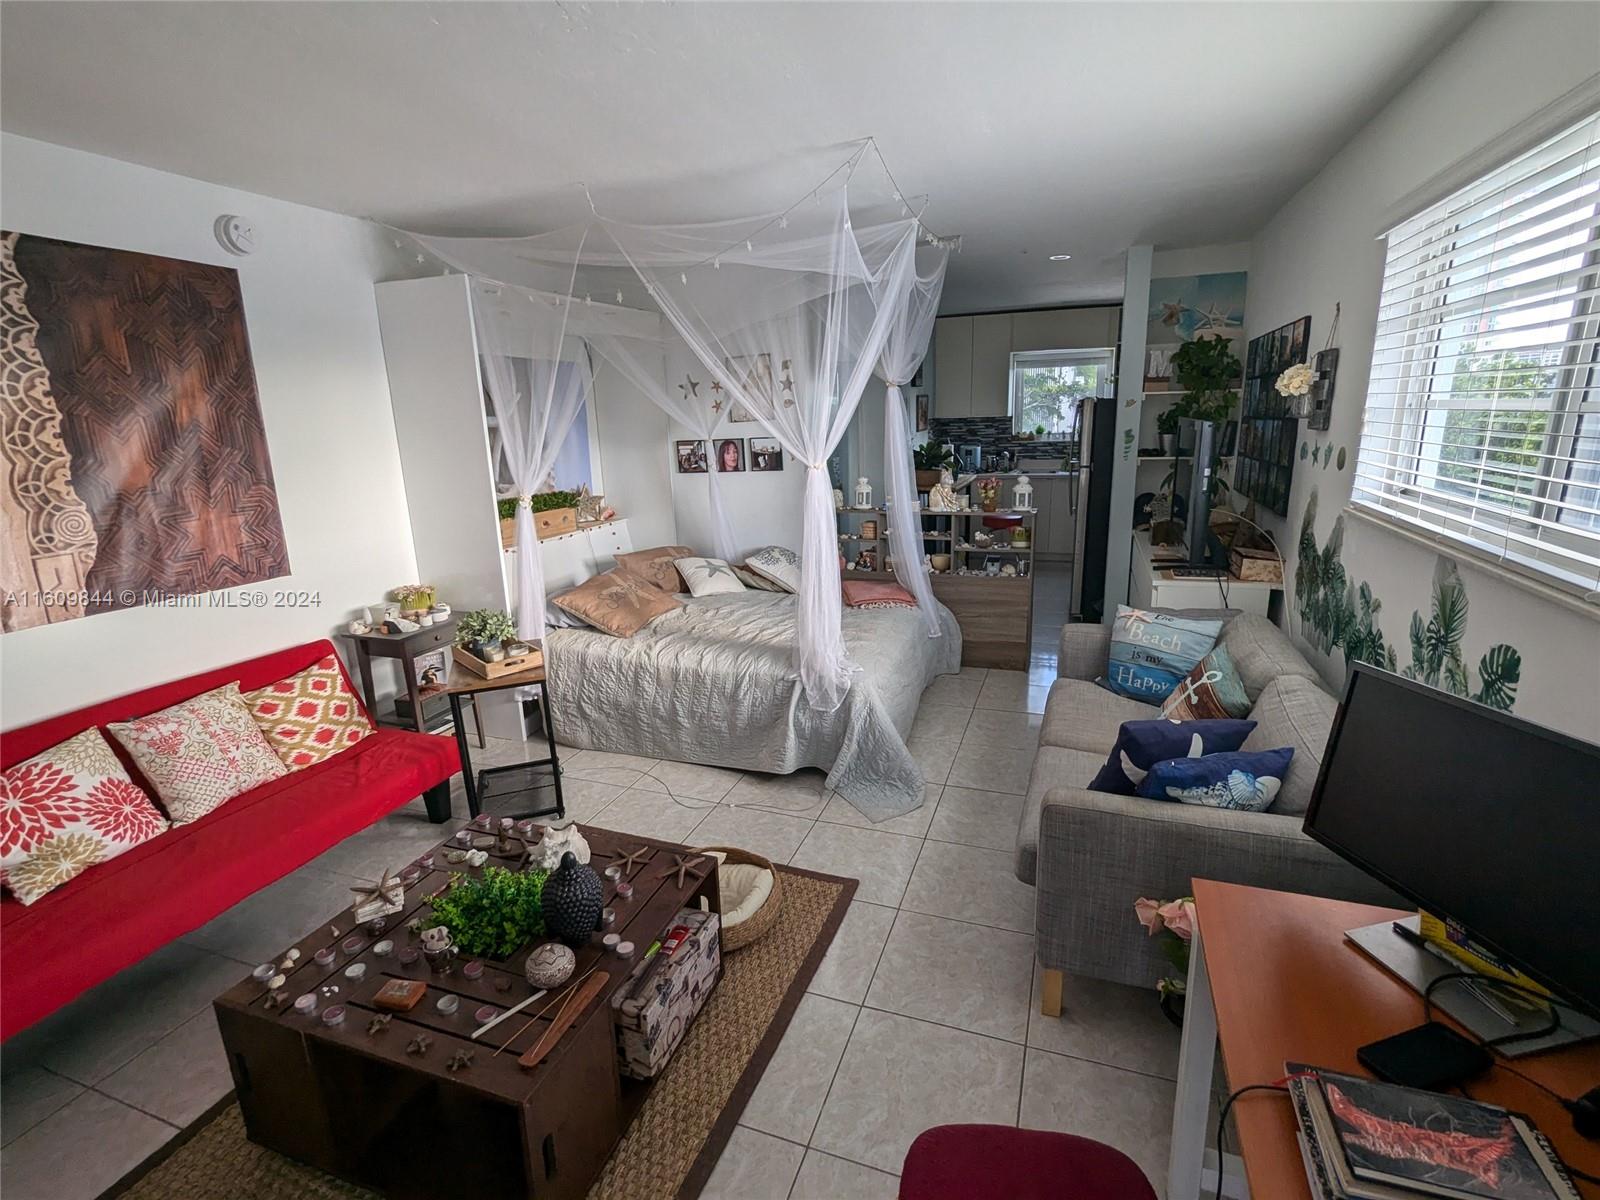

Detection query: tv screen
xmin=1304 ymin=665 xmax=1600 ymax=1019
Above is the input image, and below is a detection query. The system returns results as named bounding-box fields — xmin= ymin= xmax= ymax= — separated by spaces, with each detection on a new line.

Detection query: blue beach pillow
xmin=1102 ymin=606 xmax=1225 ymax=703
xmin=1136 ymin=747 xmax=1295 ymax=812
xmin=1089 ymin=718 xmax=1258 ymax=796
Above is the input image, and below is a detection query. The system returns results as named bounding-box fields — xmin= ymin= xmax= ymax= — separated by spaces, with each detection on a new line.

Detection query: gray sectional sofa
xmin=1016 ymin=611 xmax=1401 ymax=1000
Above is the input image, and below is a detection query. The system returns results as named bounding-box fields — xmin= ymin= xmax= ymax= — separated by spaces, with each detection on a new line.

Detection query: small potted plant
xmin=455 ymin=608 xmax=518 ymax=663
xmin=1155 ymin=406 xmax=1181 ymax=457
xmin=976 ymin=477 xmax=1001 ymax=513
xmin=1170 ymin=337 xmax=1240 ymax=428
xmin=498 ymin=496 xmax=523 ymax=549
xmin=1135 ymin=895 xmax=1196 ymax=1026
xmin=391 ymin=584 xmax=435 ymax=619
xmin=528 ymin=490 xmax=580 ymax=541
xmin=912 ymin=442 xmax=958 ymax=491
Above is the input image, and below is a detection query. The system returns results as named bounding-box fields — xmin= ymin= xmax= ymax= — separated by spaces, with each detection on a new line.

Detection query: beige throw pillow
xmin=615 ymin=545 xmax=695 ymax=593
xmin=552 ymin=569 xmax=684 ymax=637
xmin=675 ymin=556 xmax=746 ymax=597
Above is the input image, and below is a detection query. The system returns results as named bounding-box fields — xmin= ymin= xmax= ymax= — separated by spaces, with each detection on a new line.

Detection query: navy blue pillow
xmin=1136 ymin=747 xmax=1295 ymax=812
xmin=1089 ymin=718 xmax=1257 ymax=796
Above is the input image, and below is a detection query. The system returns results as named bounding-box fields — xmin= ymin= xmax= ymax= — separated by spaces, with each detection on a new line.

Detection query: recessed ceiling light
xmin=1048 ymin=254 xmax=1072 ymax=261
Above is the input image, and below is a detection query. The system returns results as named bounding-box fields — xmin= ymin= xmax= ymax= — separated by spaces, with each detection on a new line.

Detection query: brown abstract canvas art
xmin=0 ymin=232 xmax=289 ymax=632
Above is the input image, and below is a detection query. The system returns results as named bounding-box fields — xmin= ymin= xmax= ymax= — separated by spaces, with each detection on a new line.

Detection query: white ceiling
xmin=0 ymin=1 xmax=1480 ymax=312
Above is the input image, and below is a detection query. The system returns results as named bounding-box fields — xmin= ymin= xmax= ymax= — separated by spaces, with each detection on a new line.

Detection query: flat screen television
xmin=1173 ymin=418 xmax=1225 ymax=568
xmin=1304 ymin=664 xmax=1600 ymax=1021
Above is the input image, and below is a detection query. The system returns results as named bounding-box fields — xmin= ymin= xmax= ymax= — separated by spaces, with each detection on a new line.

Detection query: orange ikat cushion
xmin=244 ymin=655 xmax=373 ymax=771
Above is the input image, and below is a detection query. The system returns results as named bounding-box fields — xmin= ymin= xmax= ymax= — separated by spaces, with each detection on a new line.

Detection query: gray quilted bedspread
xmin=544 ymin=591 xmax=962 ymax=821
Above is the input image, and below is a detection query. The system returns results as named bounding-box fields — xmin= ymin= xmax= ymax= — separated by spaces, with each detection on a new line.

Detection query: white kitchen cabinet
xmin=932 ymin=316 xmax=972 ymax=417
xmin=971 ymin=314 xmax=1013 ymax=417
xmin=1031 ymin=478 xmax=1054 ymax=555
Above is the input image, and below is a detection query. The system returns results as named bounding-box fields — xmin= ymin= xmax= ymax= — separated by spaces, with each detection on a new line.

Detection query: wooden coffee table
xmin=214 ymin=822 xmax=720 ymax=1200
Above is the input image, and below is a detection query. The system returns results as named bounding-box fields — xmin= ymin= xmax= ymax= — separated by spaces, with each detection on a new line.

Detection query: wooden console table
xmin=1169 ymin=880 xmax=1600 ymax=1199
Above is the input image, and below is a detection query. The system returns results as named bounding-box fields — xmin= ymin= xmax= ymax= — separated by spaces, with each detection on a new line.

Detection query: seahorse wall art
xmin=1293 ymin=488 xmax=1523 ymax=711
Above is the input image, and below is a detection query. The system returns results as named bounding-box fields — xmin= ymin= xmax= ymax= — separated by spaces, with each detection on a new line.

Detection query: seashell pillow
xmin=743 ymin=545 xmax=800 ymax=593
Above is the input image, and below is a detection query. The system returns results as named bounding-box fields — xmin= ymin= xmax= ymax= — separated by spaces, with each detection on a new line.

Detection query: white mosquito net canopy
xmin=409 ymin=148 xmax=950 ymax=712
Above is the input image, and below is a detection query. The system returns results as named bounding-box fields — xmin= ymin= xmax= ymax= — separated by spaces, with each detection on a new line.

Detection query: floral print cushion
xmin=551 ymin=568 xmax=685 ymax=638
xmin=743 ymin=545 xmax=800 ymax=593
xmin=0 ymin=728 xmax=169 ymax=904
xmin=244 ymin=654 xmax=372 ymax=771
xmin=108 ymin=682 xmax=287 ymax=825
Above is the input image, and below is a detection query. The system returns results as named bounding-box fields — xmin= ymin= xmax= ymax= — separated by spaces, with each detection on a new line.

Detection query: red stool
xmin=898 ymin=1125 xmax=1157 ymax=1200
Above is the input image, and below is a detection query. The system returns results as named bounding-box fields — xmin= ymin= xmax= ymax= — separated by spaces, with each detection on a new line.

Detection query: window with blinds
xmin=1356 ymin=109 xmax=1600 ymax=602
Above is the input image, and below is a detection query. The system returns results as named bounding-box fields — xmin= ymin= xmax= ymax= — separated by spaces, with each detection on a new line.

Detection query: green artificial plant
xmin=497 ymin=496 xmax=523 ymax=521
xmin=455 ymin=607 xmax=518 ymax=649
xmin=912 ymin=442 xmax=958 ymax=473
xmin=1155 ymin=406 xmax=1181 ymax=437
xmin=1170 ymin=338 xmax=1240 ymax=425
xmin=424 ymin=866 xmax=549 ymax=959
xmin=529 ymin=490 xmax=579 ymax=513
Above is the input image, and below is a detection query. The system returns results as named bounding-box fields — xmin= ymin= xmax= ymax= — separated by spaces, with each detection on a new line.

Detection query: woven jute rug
xmin=104 ymin=864 xmax=855 ymax=1200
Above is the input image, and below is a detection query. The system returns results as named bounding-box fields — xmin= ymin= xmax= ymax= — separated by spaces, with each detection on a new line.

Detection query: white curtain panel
xmin=875 ymin=242 xmax=949 ymax=635
xmin=602 ymin=191 xmax=919 ymax=711
xmin=469 ymin=277 xmax=589 ymax=644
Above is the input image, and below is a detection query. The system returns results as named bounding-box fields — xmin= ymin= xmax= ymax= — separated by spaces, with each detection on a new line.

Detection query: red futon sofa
xmin=1 ymin=639 xmax=459 ymax=1040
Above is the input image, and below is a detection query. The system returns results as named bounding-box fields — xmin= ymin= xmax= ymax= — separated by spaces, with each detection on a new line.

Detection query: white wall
xmin=1245 ymin=3 xmax=1600 ymax=740
xmin=591 ymin=360 xmax=676 ymax=552
xmin=1 ymin=133 xmax=420 ymax=727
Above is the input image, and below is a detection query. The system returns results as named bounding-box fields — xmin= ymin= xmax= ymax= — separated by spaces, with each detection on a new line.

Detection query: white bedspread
xmin=544 ymin=591 xmax=961 ymax=821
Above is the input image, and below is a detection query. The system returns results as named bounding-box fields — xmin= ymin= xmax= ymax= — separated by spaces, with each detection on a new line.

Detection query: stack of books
xmin=1286 ymin=1063 xmax=1580 ymax=1199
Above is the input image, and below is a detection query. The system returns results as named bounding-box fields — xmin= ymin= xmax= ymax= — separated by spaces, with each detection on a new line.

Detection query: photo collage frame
xmin=1238 ymin=315 xmax=1310 ymax=517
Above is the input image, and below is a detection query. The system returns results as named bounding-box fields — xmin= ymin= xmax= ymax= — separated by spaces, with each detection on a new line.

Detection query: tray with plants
xmin=453 ymin=608 xmax=542 ymax=678
xmin=529 ymin=490 xmax=579 ymax=540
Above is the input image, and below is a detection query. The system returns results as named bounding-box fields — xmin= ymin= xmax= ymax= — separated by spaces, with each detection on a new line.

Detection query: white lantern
xmin=1012 ymin=475 xmax=1033 ymax=510
xmin=854 ymin=477 xmax=873 ymax=508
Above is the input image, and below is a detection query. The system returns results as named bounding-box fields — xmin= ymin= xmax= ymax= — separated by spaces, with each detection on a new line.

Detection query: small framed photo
xmin=713 ymin=437 xmax=746 ymax=473
xmin=415 ymin=648 xmax=449 ymax=691
xmin=750 ymin=437 xmax=784 ymax=471
xmin=675 ymin=440 xmax=707 ymax=474
xmin=910 ymin=365 xmax=924 ymax=389
xmin=915 ymin=393 xmax=930 ymax=432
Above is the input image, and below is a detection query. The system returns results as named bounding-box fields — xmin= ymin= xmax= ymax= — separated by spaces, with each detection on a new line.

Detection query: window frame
xmin=1007 ymin=347 xmax=1114 ymax=438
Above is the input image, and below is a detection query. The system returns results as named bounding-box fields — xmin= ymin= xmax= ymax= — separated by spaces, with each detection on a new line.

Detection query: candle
xmin=372 ymin=939 xmax=394 ymax=958
xmin=474 ymin=1004 xmax=498 ymax=1024
xmin=321 ymin=1004 xmax=346 ymax=1027
xmin=314 ymin=947 xmax=336 ymax=968
xmin=344 ymin=963 xmax=367 ymax=981
xmin=602 ymin=933 xmax=620 ymax=949
xmin=436 ymin=994 xmax=459 ymax=1016
xmin=341 ymin=935 xmax=368 ymax=956
xmin=604 ymin=864 xmax=622 ymax=882
xmin=293 ymin=994 xmax=317 ymax=1016
xmin=399 ymin=947 xmax=420 ymax=966
xmin=462 ymin=960 xmax=484 ymax=981
xmin=614 ymin=940 xmax=635 ymax=959
xmin=252 ymin=963 xmax=276 ymax=982
xmin=616 ymin=881 xmax=634 ymax=901
xmin=601 ymin=907 xmax=616 ymax=927
xmin=366 ymin=917 xmax=388 ymax=936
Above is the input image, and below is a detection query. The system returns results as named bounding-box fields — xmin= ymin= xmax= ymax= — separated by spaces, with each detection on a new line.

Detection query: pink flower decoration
xmin=1134 ymin=897 xmax=1164 ymax=934
xmin=1158 ymin=898 xmax=1197 ymax=941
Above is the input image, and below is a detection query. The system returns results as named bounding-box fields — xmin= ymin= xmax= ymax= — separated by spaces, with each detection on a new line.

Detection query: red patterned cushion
xmin=243 ymin=655 xmax=373 ymax=771
xmin=842 ymin=580 xmax=918 ymax=609
xmin=108 ymin=683 xmax=288 ymax=823
xmin=0 ymin=729 xmax=169 ymax=904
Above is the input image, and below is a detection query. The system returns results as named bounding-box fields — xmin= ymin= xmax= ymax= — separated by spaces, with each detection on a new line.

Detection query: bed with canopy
xmin=406 ymin=144 xmax=960 ymax=820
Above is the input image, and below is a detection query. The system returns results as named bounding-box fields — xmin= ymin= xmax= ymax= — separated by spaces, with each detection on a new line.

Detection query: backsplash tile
xmin=930 ymin=417 xmax=1074 ymax=463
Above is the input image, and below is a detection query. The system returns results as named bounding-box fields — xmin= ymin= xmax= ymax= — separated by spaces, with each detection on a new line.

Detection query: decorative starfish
xmin=447 ymin=1049 xmax=475 ymax=1073
xmin=709 ymin=397 xmax=725 ymax=415
xmin=614 ymin=845 xmax=652 ymax=876
xmin=367 ymin=1014 xmax=392 ymax=1037
xmin=678 ymin=375 xmax=700 ymax=400
xmin=349 ymin=867 xmax=404 ymax=911
xmin=263 ymin=990 xmax=289 ymax=1012
xmin=709 ymin=379 xmax=723 ymax=394
xmin=407 ymin=1034 xmax=432 ymax=1056
xmin=657 ymin=853 xmax=709 ymax=889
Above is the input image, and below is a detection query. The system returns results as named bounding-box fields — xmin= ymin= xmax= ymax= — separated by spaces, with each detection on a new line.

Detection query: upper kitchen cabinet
xmin=1010 ymin=306 xmax=1120 ymax=353
xmin=970 ymin=314 xmax=1012 ymax=416
xmin=932 ymin=315 xmax=973 ymax=417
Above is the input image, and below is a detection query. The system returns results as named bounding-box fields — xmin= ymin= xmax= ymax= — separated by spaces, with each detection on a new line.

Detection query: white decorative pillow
xmin=0 ymin=729 xmax=169 ymax=904
xmin=732 ymin=564 xmax=786 ymax=592
xmin=675 ymin=557 xmax=747 ymax=598
xmin=108 ymin=683 xmax=288 ymax=824
xmin=744 ymin=545 xmax=800 ymax=593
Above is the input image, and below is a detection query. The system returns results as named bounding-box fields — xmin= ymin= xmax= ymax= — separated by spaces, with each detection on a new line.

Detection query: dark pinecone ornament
xmin=541 ymin=851 xmax=603 ymax=948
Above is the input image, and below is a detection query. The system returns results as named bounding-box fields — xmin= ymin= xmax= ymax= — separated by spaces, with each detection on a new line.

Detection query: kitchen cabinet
xmin=1031 ymin=477 xmax=1054 ymax=555
xmin=970 ymin=313 xmax=1012 ymax=417
xmin=932 ymin=316 xmax=972 ymax=417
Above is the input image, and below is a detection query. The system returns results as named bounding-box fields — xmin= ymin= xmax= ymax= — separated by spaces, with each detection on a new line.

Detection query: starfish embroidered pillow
xmin=108 ymin=682 xmax=288 ymax=824
xmin=244 ymin=654 xmax=373 ymax=771
xmin=1136 ymin=747 xmax=1295 ymax=813
xmin=1088 ymin=718 xmax=1257 ymax=796
xmin=674 ymin=556 xmax=747 ymax=598
xmin=552 ymin=568 xmax=685 ymax=637
xmin=0 ymin=729 xmax=169 ymax=904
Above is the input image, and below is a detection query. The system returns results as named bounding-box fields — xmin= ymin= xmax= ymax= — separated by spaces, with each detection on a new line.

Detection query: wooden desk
xmin=1169 ymin=880 xmax=1600 ymax=1199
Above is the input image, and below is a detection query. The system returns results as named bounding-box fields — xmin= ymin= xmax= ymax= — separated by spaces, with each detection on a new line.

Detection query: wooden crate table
xmin=214 ymin=825 xmax=721 ymax=1200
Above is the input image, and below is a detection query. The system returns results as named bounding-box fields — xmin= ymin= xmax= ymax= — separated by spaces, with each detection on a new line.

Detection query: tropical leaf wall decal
xmin=1291 ymin=488 xmax=1521 ymax=710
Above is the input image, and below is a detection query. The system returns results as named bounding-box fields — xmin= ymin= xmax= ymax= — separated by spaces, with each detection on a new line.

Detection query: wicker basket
xmin=694 ymin=845 xmax=783 ymax=952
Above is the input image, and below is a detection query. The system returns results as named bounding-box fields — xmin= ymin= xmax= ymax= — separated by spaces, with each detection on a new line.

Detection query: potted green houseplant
xmin=456 ymin=607 xmax=518 ymax=662
xmin=528 ymin=490 xmax=580 ymax=541
xmin=1169 ymin=337 xmax=1240 ymax=428
xmin=912 ymin=442 xmax=958 ymax=490
xmin=391 ymin=584 xmax=435 ymax=618
xmin=497 ymin=496 xmax=523 ymax=549
xmin=1155 ymin=406 xmax=1181 ymax=457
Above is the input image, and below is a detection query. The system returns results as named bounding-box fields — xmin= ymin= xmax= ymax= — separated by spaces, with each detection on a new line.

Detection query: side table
xmin=343 ymin=619 xmax=483 ymax=747
xmin=441 ymin=662 xmax=565 ymax=821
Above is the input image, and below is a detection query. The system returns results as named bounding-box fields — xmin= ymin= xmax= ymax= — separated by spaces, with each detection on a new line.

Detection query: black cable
xmin=1214 ymin=1083 xmax=1290 ymax=1200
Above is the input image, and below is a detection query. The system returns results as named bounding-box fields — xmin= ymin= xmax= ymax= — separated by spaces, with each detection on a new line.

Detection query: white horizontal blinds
xmin=1355 ymin=108 xmax=1600 ymax=598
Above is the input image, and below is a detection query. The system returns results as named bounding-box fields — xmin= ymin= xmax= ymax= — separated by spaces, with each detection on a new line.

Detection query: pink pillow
xmin=842 ymin=581 xmax=917 ymax=609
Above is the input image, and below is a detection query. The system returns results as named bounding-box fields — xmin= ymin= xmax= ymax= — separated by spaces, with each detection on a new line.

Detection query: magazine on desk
xmin=1284 ymin=1063 xmax=1579 ymax=1200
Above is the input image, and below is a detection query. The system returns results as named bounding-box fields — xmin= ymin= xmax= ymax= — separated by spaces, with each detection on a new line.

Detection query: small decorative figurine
xmin=853 ymin=477 xmax=873 ymax=508
xmin=406 ymin=1034 xmax=432 ymax=1056
xmin=464 ymin=849 xmax=488 ymax=868
xmin=541 ymin=852 xmax=604 ymax=948
xmin=496 ymin=818 xmax=513 ymax=855
xmin=264 ymin=990 xmax=289 ymax=1011
xmin=349 ymin=867 xmax=406 ymax=924
xmin=927 ymin=474 xmax=959 ymax=512
xmin=367 ymin=1014 xmax=392 ymax=1036
xmin=525 ymin=942 xmax=576 ymax=989
xmin=347 ymin=618 xmax=372 ymax=635
xmin=420 ymin=925 xmax=455 ymax=974
xmin=533 ymin=819 xmax=590 ymax=871
xmin=447 ymin=1049 xmax=475 ymax=1073
xmin=1012 ymin=475 xmax=1033 ymax=510
xmin=832 ymin=486 xmax=846 ymax=510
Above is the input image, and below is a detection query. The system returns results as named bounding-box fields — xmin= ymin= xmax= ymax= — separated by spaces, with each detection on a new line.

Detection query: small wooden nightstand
xmin=343 ymin=619 xmax=484 ymax=747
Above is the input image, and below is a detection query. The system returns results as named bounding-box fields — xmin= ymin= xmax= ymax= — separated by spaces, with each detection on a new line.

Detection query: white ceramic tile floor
xmin=3 ymin=657 xmax=1180 ymax=1199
